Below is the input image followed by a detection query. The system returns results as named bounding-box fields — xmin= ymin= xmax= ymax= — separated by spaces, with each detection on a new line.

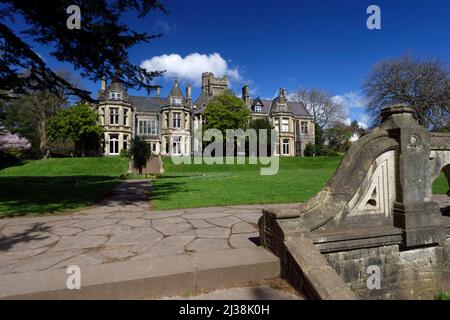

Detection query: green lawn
xmin=151 ymin=157 xmax=342 ymax=210
xmin=0 ymin=156 xmax=447 ymax=216
xmin=0 ymin=157 xmax=129 ymax=217
xmin=434 ymin=172 xmax=449 ymax=195
xmin=152 ymin=157 xmax=449 ymax=210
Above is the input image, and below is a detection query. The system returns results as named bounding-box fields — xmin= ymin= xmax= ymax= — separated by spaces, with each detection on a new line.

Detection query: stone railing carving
xmin=258 ymin=105 xmax=450 ymax=299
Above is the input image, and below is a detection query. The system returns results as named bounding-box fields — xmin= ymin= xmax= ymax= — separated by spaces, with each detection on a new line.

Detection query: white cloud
xmin=332 ymin=92 xmax=367 ymax=109
xmin=345 ymin=114 xmax=370 ymax=129
xmin=140 ymin=53 xmax=242 ymax=87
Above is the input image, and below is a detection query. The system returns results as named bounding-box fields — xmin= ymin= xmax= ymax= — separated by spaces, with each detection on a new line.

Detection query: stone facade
xmin=324 ymin=240 xmax=450 ymax=299
xmin=259 ymin=105 xmax=450 ymax=299
xmin=96 ymin=72 xmax=315 ymax=157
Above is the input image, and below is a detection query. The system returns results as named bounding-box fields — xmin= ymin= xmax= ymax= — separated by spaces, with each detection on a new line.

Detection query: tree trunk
xmin=39 ymin=119 xmax=48 ymax=158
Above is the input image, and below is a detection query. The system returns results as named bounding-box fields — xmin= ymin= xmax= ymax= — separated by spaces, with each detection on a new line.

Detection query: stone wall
xmin=128 ymin=156 xmax=164 ymax=174
xmin=324 ymin=238 xmax=450 ymax=299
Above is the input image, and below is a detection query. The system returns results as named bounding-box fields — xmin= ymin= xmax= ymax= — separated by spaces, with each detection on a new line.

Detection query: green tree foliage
xmin=129 ymin=136 xmax=151 ymax=174
xmin=325 ymin=122 xmax=352 ymax=153
xmin=249 ymin=118 xmax=273 ymax=154
xmin=47 ymin=104 xmax=103 ymax=156
xmin=1 ymin=0 xmax=166 ymax=100
xmin=314 ymin=123 xmax=325 ymax=155
xmin=203 ymin=94 xmax=251 ymax=136
xmin=304 ymin=143 xmax=316 ymax=157
xmin=4 ymin=91 xmax=66 ymax=157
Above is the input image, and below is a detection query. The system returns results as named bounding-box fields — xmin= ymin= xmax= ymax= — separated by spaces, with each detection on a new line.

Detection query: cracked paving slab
xmin=0 ymin=179 xmax=313 ymax=275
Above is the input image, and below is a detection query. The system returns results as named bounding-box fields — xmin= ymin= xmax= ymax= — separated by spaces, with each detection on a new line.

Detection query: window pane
xmin=110 ymin=108 xmax=119 ymax=125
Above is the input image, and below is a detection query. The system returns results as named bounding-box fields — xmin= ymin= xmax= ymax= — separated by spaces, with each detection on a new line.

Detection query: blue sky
xmin=8 ymin=0 xmax=450 ymax=127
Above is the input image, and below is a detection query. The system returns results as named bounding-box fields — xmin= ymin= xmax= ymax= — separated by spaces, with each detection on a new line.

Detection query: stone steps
xmin=0 ymin=247 xmax=280 ymax=299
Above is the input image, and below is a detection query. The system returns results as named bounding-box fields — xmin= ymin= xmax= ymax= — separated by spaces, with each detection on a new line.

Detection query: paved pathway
xmin=0 ymin=180 xmax=298 ymax=276
xmin=0 ymin=180 xmax=448 ymax=277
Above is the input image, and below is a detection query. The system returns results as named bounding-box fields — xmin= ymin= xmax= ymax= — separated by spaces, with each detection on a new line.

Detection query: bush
xmin=319 ymin=148 xmax=338 ymax=157
xmin=436 ymin=291 xmax=450 ymax=300
xmin=119 ymin=148 xmax=129 ymax=158
xmin=304 ymin=143 xmax=316 ymax=157
xmin=129 ymin=136 xmax=151 ymax=174
xmin=0 ymin=148 xmax=24 ymax=169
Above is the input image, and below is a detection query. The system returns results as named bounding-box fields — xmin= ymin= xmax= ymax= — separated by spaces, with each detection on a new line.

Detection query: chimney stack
xmin=101 ymin=77 xmax=106 ymax=91
xmin=242 ymin=85 xmax=250 ymax=105
xmin=156 ymin=86 xmax=161 ymax=97
xmin=186 ymin=84 xmax=192 ymax=108
xmin=186 ymin=84 xmax=192 ymax=100
xmin=280 ymin=88 xmax=287 ymax=98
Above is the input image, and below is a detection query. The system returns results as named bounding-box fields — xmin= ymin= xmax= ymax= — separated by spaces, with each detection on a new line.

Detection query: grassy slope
xmin=152 ymin=157 xmax=342 ymax=210
xmin=152 ymin=157 xmax=449 ymax=210
xmin=0 ymin=157 xmax=129 ymax=217
xmin=433 ymin=172 xmax=449 ymax=195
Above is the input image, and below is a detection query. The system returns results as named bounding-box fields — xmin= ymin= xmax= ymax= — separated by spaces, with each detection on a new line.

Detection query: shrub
xmin=319 ymin=148 xmax=338 ymax=157
xmin=129 ymin=136 xmax=151 ymax=174
xmin=436 ymin=291 xmax=450 ymax=300
xmin=119 ymin=148 xmax=129 ymax=158
xmin=304 ymin=143 xmax=316 ymax=157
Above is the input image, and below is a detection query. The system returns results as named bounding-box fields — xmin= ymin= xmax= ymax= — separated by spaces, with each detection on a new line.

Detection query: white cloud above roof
xmin=331 ymin=91 xmax=367 ymax=109
xmin=140 ymin=53 xmax=242 ymax=87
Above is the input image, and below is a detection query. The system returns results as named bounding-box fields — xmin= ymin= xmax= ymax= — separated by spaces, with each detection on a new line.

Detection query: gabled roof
xmin=289 ymin=102 xmax=310 ymax=117
xmin=130 ymin=96 xmax=166 ymax=112
xmin=168 ymin=79 xmax=184 ymax=98
xmin=250 ymin=98 xmax=272 ymax=114
xmin=193 ymin=91 xmax=212 ymax=114
xmin=251 ymin=97 xmax=311 ymax=117
xmin=270 ymin=95 xmax=293 ymax=115
xmin=98 ymin=81 xmax=131 ymax=103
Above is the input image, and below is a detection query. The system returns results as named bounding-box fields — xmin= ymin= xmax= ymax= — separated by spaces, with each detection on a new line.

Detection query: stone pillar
xmin=185 ymin=136 xmax=190 ymax=155
xmin=384 ymin=105 xmax=446 ymax=247
xmin=118 ymin=133 xmax=123 ymax=154
xmin=105 ymin=107 xmax=110 ymax=126
xmin=185 ymin=112 xmax=189 ymax=130
xmin=119 ymin=106 xmax=124 ymax=127
xmin=169 ymin=110 xmax=173 ymax=129
xmin=161 ymin=136 xmax=166 ymax=155
xmin=104 ymin=134 xmax=109 ymax=155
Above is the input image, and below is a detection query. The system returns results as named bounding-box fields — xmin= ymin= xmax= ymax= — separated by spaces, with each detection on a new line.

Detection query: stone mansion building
xmin=96 ymin=72 xmax=315 ymax=157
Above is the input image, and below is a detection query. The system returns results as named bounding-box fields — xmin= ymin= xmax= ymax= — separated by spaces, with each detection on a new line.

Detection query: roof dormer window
xmin=277 ymin=104 xmax=287 ymax=112
xmin=110 ymin=92 xmax=122 ymax=100
xmin=254 ymin=105 xmax=262 ymax=113
xmin=171 ymin=97 xmax=182 ymax=105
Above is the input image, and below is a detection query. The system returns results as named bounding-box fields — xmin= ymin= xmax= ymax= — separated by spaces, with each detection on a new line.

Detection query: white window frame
xmin=282 ymin=118 xmax=289 ymax=132
xmin=282 ymin=139 xmax=290 ymax=155
xmin=171 ymin=97 xmax=182 ymax=105
xmin=124 ymin=109 xmax=128 ymax=126
xmin=300 ymin=121 xmax=308 ymax=134
xmin=278 ymin=104 xmax=287 ymax=112
xmin=109 ymin=108 xmax=119 ymax=125
xmin=139 ymin=119 xmax=157 ymax=135
xmin=110 ymin=92 xmax=122 ymax=100
xmin=274 ymin=141 xmax=280 ymax=156
xmin=274 ymin=119 xmax=280 ymax=132
xmin=109 ymin=135 xmax=119 ymax=155
xmin=254 ymin=105 xmax=262 ymax=113
xmin=172 ymin=136 xmax=181 ymax=155
xmin=173 ymin=112 xmax=181 ymax=128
